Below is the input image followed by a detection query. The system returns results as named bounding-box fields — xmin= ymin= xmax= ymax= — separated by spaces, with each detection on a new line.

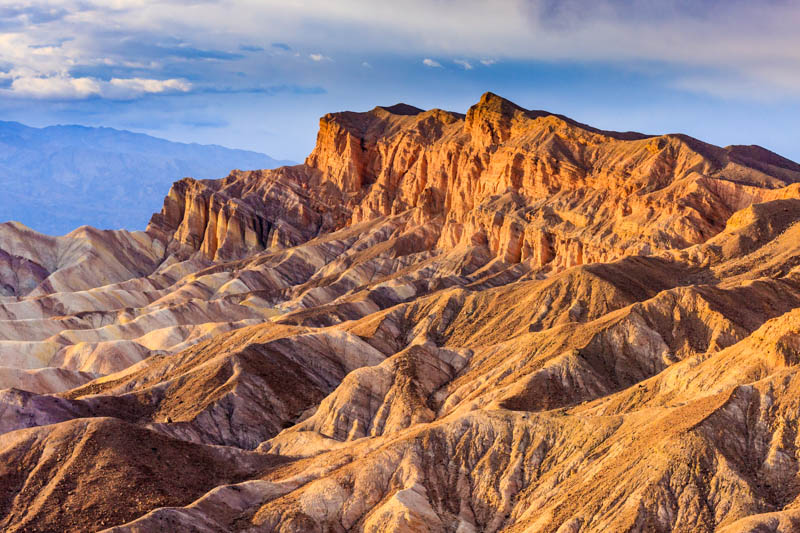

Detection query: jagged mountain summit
xmin=1 ymin=93 xmax=800 ymax=532
xmin=0 ymin=120 xmax=294 ymax=235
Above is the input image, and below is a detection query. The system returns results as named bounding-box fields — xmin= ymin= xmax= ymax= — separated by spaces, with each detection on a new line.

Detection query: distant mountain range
xmin=0 ymin=121 xmax=294 ymax=235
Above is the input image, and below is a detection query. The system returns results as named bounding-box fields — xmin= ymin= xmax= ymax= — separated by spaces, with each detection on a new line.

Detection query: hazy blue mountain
xmin=0 ymin=121 xmax=295 ymax=235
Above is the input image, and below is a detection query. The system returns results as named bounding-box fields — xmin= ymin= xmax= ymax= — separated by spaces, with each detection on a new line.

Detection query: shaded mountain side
xmin=0 ymin=417 xmax=284 ymax=532
xmin=0 ymin=93 xmax=798 ymax=532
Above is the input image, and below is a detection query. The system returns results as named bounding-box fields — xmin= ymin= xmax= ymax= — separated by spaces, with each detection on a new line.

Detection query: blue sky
xmin=2 ymin=0 xmax=799 ymax=163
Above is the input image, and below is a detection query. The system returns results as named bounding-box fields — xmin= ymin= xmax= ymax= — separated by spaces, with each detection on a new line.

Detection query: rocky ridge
xmin=0 ymin=93 xmax=800 ymax=531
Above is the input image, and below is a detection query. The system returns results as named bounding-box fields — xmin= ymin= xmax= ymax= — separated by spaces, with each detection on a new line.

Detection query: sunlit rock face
xmin=2 ymin=93 xmax=800 ymax=532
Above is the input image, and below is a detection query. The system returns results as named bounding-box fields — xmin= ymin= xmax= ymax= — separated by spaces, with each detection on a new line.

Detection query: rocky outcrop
xmin=149 ymin=92 xmax=800 ymax=274
xmin=146 ymin=170 xmax=325 ymax=261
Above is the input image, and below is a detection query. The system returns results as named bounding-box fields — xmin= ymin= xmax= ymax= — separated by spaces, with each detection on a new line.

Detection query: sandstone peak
xmin=464 ymin=91 xmax=531 ymax=145
xmin=472 ymin=91 xmax=528 ymax=115
xmin=375 ymin=103 xmax=424 ymax=115
xmin=465 ymin=91 xmax=650 ymax=146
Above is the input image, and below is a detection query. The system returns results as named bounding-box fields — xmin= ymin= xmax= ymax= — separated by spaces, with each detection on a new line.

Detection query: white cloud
xmin=9 ymin=75 xmax=100 ymax=99
xmin=2 ymin=73 xmax=190 ymax=99
xmin=309 ymin=53 xmax=331 ymax=62
xmin=107 ymin=77 xmax=191 ymax=97
xmin=422 ymin=58 xmax=441 ymax=68
xmin=361 ymin=61 xmax=372 ymax=68
xmin=480 ymin=59 xmax=497 ymax=66
xmin=454 ymin=59 xmax=472 ymax=70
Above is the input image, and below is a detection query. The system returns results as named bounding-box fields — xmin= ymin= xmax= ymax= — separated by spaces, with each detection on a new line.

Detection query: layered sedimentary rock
xmin=1 ymin=94 xmax=800 ymax=531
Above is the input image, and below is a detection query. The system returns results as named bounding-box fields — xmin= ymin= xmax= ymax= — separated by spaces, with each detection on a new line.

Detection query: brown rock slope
xmin=1 ymin=93 xmax=800 ymax=531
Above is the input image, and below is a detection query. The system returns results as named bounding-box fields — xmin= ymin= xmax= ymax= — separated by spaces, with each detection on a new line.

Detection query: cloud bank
xmin=1 ymin=0 xmax=798 ymax=100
